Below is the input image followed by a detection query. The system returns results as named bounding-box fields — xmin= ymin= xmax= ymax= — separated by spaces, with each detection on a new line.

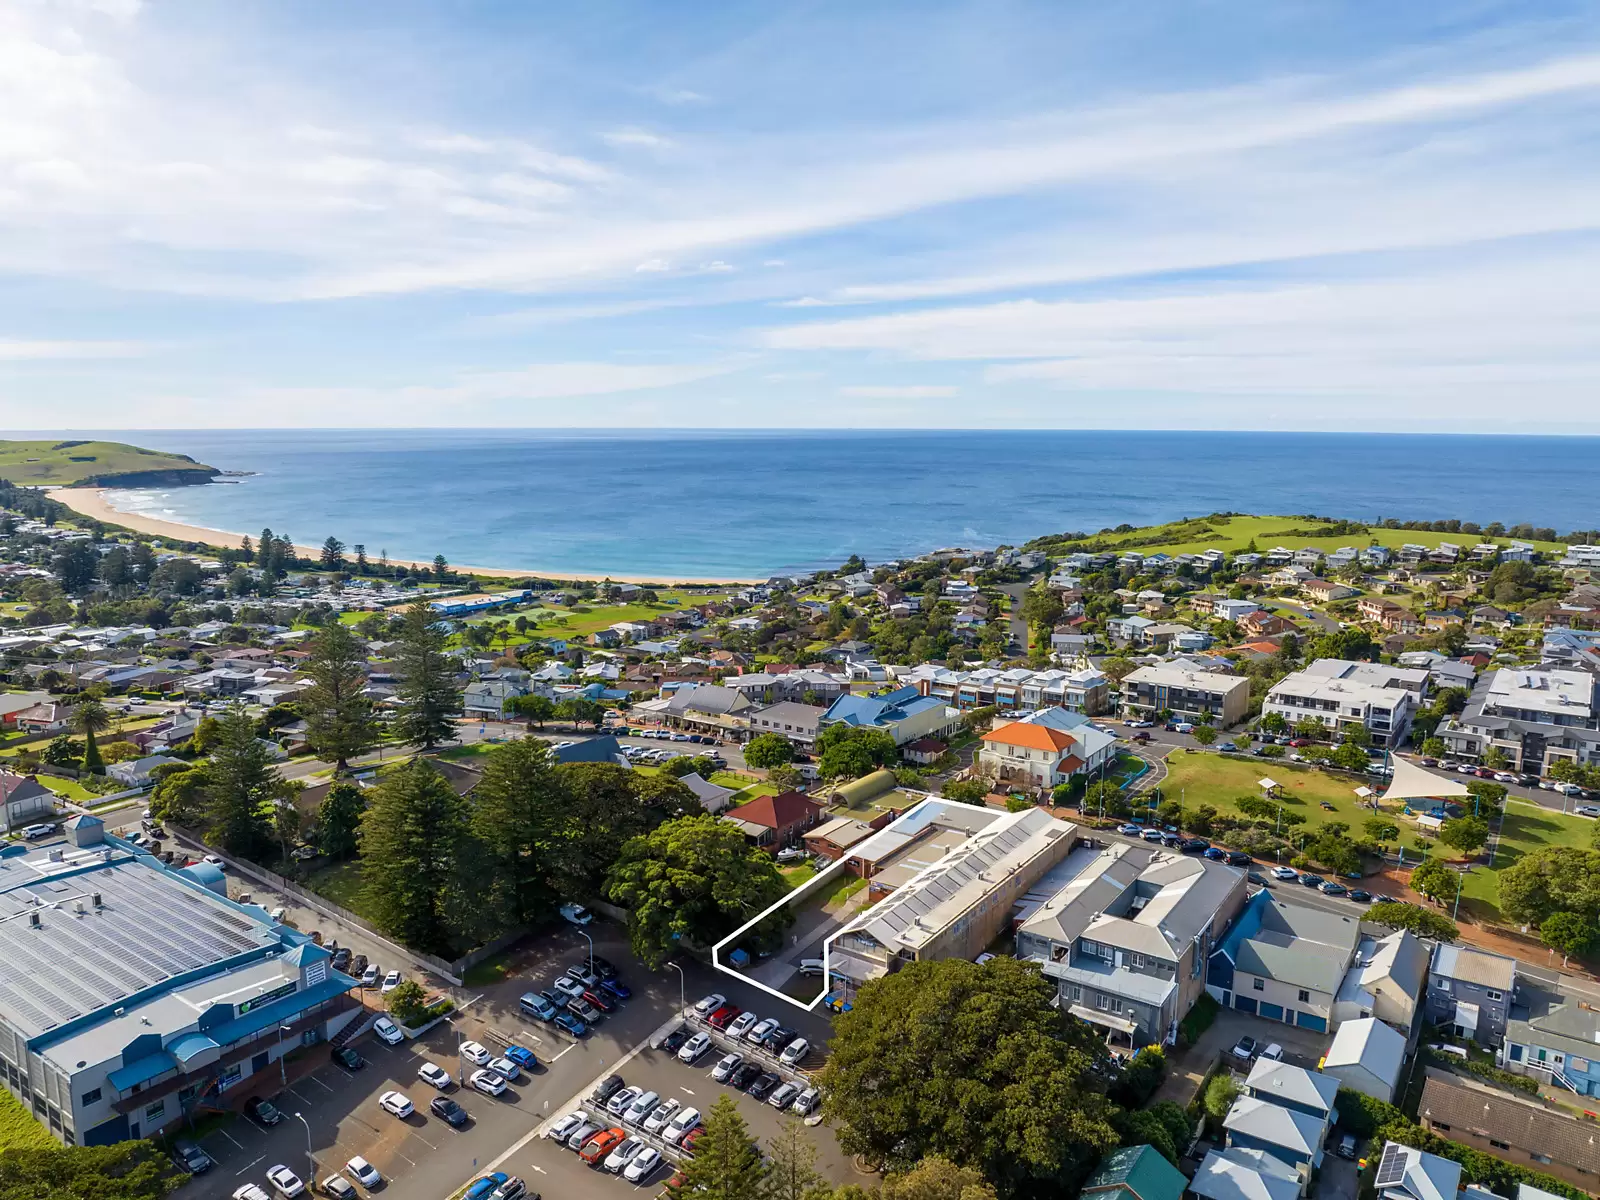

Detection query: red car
xmin=682 ymin=1127 xmax=705 ymax=1155
xmin=1288 ymin=738 xmax=1311 ymax=748
xmin=706 ymin=1003 xmax=742 ymax=1031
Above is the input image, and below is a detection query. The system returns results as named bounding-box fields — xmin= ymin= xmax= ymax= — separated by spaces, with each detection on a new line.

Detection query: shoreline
xmin=45 ymin=487 xmax=760 ymax=587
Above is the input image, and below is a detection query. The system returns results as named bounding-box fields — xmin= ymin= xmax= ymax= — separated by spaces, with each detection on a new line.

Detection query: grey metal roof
xmin=1224 ymin=1096 xmax=1327 ymax=1155
xmin=1190 ymin=1150 xmax=1301 ymax=1200
xmin=1236 ymin=934 xmax=1349 ymax=996
xmin=1245 ymin=1061 xmax=1338 ymax=1115
xmin=0 ymin=845 xmax=277 ymax=1039
xmin=1324 ymin=1017 xmax=1405 ymax=1089
xmin=1430 ymin=942 xmax=1516 ymax=990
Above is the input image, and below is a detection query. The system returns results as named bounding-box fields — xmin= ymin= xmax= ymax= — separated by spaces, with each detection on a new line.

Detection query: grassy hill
xmin=0 ymin=439 xmax=218 ymax=487
xmin=1027 ymin=513 xmax=1568 ymax=558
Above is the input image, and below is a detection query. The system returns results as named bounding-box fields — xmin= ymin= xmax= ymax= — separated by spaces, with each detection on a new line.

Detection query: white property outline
xmin=712 ymin=796 xmax=1003 ymax=1013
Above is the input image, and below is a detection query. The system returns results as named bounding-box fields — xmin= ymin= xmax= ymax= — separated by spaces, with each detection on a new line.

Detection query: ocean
xmin=62 ymin=429 xmax=1600 ymax=580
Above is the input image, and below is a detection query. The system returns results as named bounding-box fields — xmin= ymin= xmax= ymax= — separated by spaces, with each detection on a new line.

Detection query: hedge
xmin=1376 ymin=1117 xmax=1588 ymax=1200
xmin=1178 ymin=993 xmax=1220 ymax=1047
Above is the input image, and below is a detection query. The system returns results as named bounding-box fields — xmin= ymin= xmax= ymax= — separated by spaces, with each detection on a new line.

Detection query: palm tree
xmin=72 ymin=696 xmax=111 ymax=775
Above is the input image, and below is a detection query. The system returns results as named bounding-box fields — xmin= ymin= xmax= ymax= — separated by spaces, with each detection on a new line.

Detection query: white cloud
xmin=697 ymin=260 xmax=735 ymax=273
xmin=601 ymin=128 xmax=675 ymax=150
xmin=0 ymin=339 xmax=152 ymax=359
xmin=839 ymin=384 xmax=957 ymax=398
xmin=634 ymin=258 xmax=672 ymax=273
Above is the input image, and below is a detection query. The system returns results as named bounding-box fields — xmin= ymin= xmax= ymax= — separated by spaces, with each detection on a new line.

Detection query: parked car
xmin=792 ymin=1086 xmax=821 ymax=1116
xmin=431 ymin=1096 xmax=470 ymax=1127
xmin=373 ymin=1017 xmax=403 ymax=1045
xmin=607 ymin=1086 xmax=642 ymax=1117
xmin=245 ymin=1097 xmax=284 ymax=1127
xmin=459 ymin=1040 xmax=492 ymax=1066
xmin=580 ymin=1127 xmax=627 ymax=1166
xmin=729 ymin=1062 xmax=764 ymax=1090
xmin=519 ymin=991 xmax=558 ymax=1021
xmin=378 ymin=1091 xmax=413 ymax=1118
xmin=1181 ymin=838 xmax=1210 ymax=854
xmin=21 ymin=823 xmax=57 ymax=840
xmin=172 ymin=1138 xmax=214 ymax=1174
xmin=559 ymin=902 xmax=593 ymax=926
xmin=331 ymin=1046 xmax=364 ymax=1071
xmin=624 ymin=1146 xmax=663 ymax=1184
xmin=604 ymin=1136 xmax=646 ymax=1174
xmin=599 ymin=977 xmax=632 ymax=1002
xmin=581 ymin=987 xmax=616 ymax=1014
xmin=713 ymin=1052 xmax=744 ymax=1082
xmin=564 ymin=1117 xmax=603 ymax=1152
xmin=501 ymin=1044 xmax=538 ymax=1071
xmin=568 ymin=996 xmax=603 ymax=1023
xmin=1203 ymin=847 xmax=1227 ymax=861
xmin=1337 ymin=1134 xmax=1358 ymax=1160
xmin=1348 ymin=889 xmax=1373 ymax=903
xmin=1271 ymin=865 xmax=1298 ymax=880
xmin=265 ymin=1164 xmax=305 ymax=1197
xmin=746 ymin=1017 xmax=780 ymax=1045
xmin=380 ymin=971 xmax=402 ymax=994
xmin=679 ymin=1032 xmax=713 ymax=1063
xmin=488 ymin=1055 xmax=522 ymax=1082
xmin=418 ymin=1062 xmax=453 ymax=1090
xmin=345 ymin=1157 xmax=381 ymax=1189
xmin=1298 ymin=872 xmax=1325 ymax=888
xmin=664 ymin=1107 xmax=702 ymax=1145
xmin=566 ymin=963 xmax=600 ymax=988
xmin=545 ymin=1111 xmax=588 ymax=1143
xmin=693 ymin=993 xmax=726 ymax=1015
xmin=1258 ymin=1043 xmax=1284 ymax=1062
xmin=1320 ymin=881 xmax=1348 ymax=897
xmin=657 ymin=1027 xmax=691 ymax=1054
xmin=1230 ymin=1035 xmax=1256 ymax=1062
xmin=727 ymin=1011 xmax=758 ymax=1038
xmin=551 ymin=976 xmax=587 ymax=1003
xmin=321 ymin=1176 xmax=356 ymax=1200
xmin=779 ymin=1037 xmax=810 ymax=1066
xmin=707 ymin=1003 xmax=743 ymax=1030
xmin=1226 ymin=850 xmax=1252 ymax=866
xmin=642 ymin=1099 xmax=680 ymax=1135
xmin=747 ymin=1073 xmax=781 ymax=1101
xmin=625 ymin=1089 xmax=663 ymax=1124
xmin=360 ymin=965 xmax=380 ymax=988
xmin=466 ymin=1069 xmax=505 ymax=1096
xmin=769 ymin=1081 xmax=803 ymax=1109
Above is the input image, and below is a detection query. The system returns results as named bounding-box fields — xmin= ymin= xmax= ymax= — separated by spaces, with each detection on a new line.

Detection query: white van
xmin=798 ymin=958 xmax=825 ymax=976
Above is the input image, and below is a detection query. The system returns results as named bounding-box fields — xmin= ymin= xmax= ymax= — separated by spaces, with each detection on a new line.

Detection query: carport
xmin=1069 ymin=1004 xmax=1137 ymax=1048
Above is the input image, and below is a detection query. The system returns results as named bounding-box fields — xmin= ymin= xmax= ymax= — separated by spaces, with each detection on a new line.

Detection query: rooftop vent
xmin=91 ymin=892 xmax=102 ymax=908
xmin=28 ymin=912 xmax=40 ymax=928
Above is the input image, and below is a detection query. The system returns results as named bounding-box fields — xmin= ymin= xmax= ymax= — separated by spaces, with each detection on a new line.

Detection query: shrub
xmin=1334 ymin=1088 xmax=1404 ymax=1137
xmin=1178 ymin=993 xmax=1219 ymax=1046
xmin=1203 ymin=1074 xmax=1239 ymax=1121
xmin=385 ymin=980 xmax=429 ymax=1025
xmin=1110 ymin=1046 xmax=1166 ymax=1108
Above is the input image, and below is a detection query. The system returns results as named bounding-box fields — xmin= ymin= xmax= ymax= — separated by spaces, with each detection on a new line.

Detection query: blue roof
xmin=822 ymin=685 xmax=941 ymax=730
xmin=554 ymin=736 xmax=624 ymax=764
xmin=204 ymin=975 xmax=355 ymax=1045
xmin=107 ymin=1051 xmax=176 ymax=1091
xmin=168 ymin=1032 xmax=220 ymax=1063
xmin=176 ymin=862 xmax=225 ymax=889
xmin=281 ymin=941 xmax=331 ymax=968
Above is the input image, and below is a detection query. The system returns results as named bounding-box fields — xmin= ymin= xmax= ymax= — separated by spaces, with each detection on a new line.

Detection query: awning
xmin=1070 ymin=1004 xmax=1137 ymax=1035
xmin=1455 ymin=1001 xmax=1480 ymax=1032
xmin=1382 ymin=756 xmax=1471 ymax=802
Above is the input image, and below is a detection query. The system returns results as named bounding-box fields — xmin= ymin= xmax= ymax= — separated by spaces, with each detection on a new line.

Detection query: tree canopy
xmin=0 ymin=1140 xmax=174 ymax=1200
xmin=816 ymin=724 xmax=899 ymax=780
xmin=301 ymin=620 xmax=376 ymax=769
xmin=1498 ymin=847 xmax=1600 ymax=927
xmin=358 ymin=759 xmax=474 ymax=956
xmin=203 ymin=704 xmax=279 ymax=858
xmin=1366 ymin=901 xmax=1459 ymax=942
xmin=392 ymin=599 xmax=461 ymax=749
xmin=818 ymin=957 xmax=1119 ymax=1198
xmin=745 ymin=732 xmax=797 ymax=769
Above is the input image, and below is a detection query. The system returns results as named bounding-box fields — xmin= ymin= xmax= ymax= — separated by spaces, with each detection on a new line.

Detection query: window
xmin=79 ymin=1088 xmax=101 ymax=1107
xmin=1532 ymin=1154 xmax=1553 ymax=1165
xmin=1298 ymin=989 xmax=1310 ymax=1003
xmin=1433 ymin=1122 xmax=1451 ymax=1131
xmin=1069 ymin=986 xmax=1081 ymax=1002
xmin=1096 ymin=995 xmax=1109 ymax=1011
xmin=1489 ymin=1140 xmax=1510 ymax=1151
xmin=1081 ymin=939 xmax=1098 ymax=957
xmin=1099 ymin=943 xmax=1114 ymax=961
xmin=1486 ymin=989 xmax=1504 ymax=1002
xmin=1570 ymin=1057 xmax=1591 ymax=1073
xmin=1252 ymin=979 xmax=1265 ymax=992
xmin=1130 ymin=953 xmax=1145 ymax=969
xmin=143 ymin=1099 xmax=165 ymax=1123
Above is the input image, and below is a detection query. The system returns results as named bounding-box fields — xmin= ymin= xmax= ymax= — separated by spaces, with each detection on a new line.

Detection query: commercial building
xmin=742 ymin=700 xmax=827 ymax=749
xmin=903 ymin=664 xmax=1109 ymax=716
xmin=1263 ymin=659 xmax=1427 ymax=748
xmin=1438 ymin=667 xmax=1600 ymax=772
xmin=830 ymin=807 xmax=1077 ymax=989
xmin=1120 ymin=663 xmax=1251 ymax=728
xmin=1016 ymin=841 xmax=1247 ymax=1047
xmin=977 ymin=708 xmax=1118 ymax=790
xmin=1208 ymin=891 xmax=1361 ymax=1035
xmin=819 ymin=684 xmax=959 ymax=747
xmin=0 ymin=818 xmax=360 ymax=1147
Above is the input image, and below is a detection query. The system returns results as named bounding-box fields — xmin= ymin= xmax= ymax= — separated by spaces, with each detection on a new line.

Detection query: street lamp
xmin=666 ymin=961 xmax=687 ymax=1018
xmin=293 ymin=1112 xmax=314 ymax=1186
xmin=277 ymin=1024 xmax=292 ymax=1086
xmin=576 ymin=928 xmax=594 ymax=977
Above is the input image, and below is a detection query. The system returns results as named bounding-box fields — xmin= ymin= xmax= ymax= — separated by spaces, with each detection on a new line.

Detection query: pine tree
xmin=765 ymin=1119 xmax=824 ymax=1200
xmin=674 ymin=1095 xmax=768 ymax=1200
xmin=358 ymin=759 xmax=471 ymax=955
xmin=353 ymin=544 xmax=367 ymax=574
xmin=317 ymin=781 xmax=366 ymax=859
xmin=393 ymin=599 xmax=461 ymax=749
xmin=302 ymin=621 xmax=376 ymax=769
xmin=469 ymin=739 xmax=566 ymax=926
xmin=320 ymin=536 xmax=346 ymax=572
xmin=204 ymin=705 xmax=278 ymax=858
xmin=257 ymin=529 xmax=274 ymax=570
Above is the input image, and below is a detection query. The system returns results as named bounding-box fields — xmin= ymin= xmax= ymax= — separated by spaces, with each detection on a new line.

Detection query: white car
xmin=779 ymin=1037 xmax=810 ymax=1066
xmin=624 ymin=1146 xmax=662 ymax=1184
xmin=470 ymin=1068 xmax=507 ymax=1096
xmin=712 ymin=1052 xmax=744 ymax=1082
xmin=745 ymin=1017 xmax=779 ymax=1045
xmin=360 ymin=965 xmax=380 ymax=987
xmin=1271 ymin=866 xmax=1299 ymax=880
xmin=769 ymin=1081 xmax=802 ymax=1109
xmin=1577 ymin=806 xmax=1600 ymax=818
xmin=551 ymin=976 xmax=586 ymax=1002
xmin=791 ymin=1086 xmax=821 ymax=1116
xmin=459 ymin=1040 xmax=492 ymax=1066
xmin=545 ymin=1110 xmax=590 ymax=1141
xmin=604 ymin=1136 xmax=646 ymax=1174
xmin=380 ymin=971 xmax=403 ymax=994
xmin=559 ymin=902 xmax=593 ymax=926
xmin=265 ymin=1165 xmax=304 ymax=1198
xmin=726 ymin=1012 xmax=758 ymax=1039
xmin=417 ymin=1062 xmax=452 ymax=1090
xmin=345 ymin=1157 xmax=381 ymax=1189
xmin=678 ymin=1032 xmax=712 ymax=1063
xmin=693 ymin=992 xmax=725 ymax=1015
xmin=373 ymin=1017 xmax=403 ymax=1046
xmin=1258 ymin=1043 xmax=1285 ymax=1062
xmin=607 ymin=1086 xmax=642 ymax=1117
xmin=234 ymin=1186 xmax=271 ymax=1200
xmin=203 ymin=854 xmax=224 ymax=867
xmin=488 ymin=1055 xmax=521 ymax=1081
xmin=378 ymin=1090 xmax=413 ymax=1118
xmin=663 ymin=1106 xmax=702 ymax=1144
xmin=625 ymin=1089 xmax=661 ymax=1124
xmin=642 ymin=1098 xmax=680 ymax=1135
xmin=268 ymin=906 xmax=286 ymax=923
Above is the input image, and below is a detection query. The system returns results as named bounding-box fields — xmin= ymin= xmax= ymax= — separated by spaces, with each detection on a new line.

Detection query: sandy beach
xmin=46 ymin=487 xmax=757 ymax=586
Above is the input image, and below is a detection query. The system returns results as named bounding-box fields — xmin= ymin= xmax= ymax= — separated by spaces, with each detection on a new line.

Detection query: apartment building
xmin=1263 ymin=659 xmax=1428 ymax=748
xmin=1121 ymin=663 xmax=1251 ymax=728
xmin=903 ymin=664 xmax=1109 ymax=716
xmin=1208 ymin=891 xmax=1361 ymax=1034
xmin=1439 ymin=667 xmax=1600 ymax=772
xmin=1016 ymin=842 xmax=1248 ymax=1047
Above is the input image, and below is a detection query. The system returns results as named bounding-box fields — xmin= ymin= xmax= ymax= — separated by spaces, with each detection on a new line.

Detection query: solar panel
xmin=1374 ymin=1142 xmax=1409 ymax=1189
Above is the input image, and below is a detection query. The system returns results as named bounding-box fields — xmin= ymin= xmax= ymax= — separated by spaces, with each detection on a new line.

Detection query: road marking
xmin=310 ymin=1076 xmax=336 ymax=1093
xmin=218 ymin=1127 xmax=245 ymax=1150
xmin=681 ymin=1087 xmax=695 ymax=1095
xmin=549 ymin=1042 xmax=578 ymax=1062
xmin=235 ymin=1155 xmax=264 ymax=1176
xmin=529 ymin=1164 xmax=547 ymax=1174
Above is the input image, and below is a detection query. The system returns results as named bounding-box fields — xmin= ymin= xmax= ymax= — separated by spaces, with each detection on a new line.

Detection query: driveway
xmin=1155 ymin=1006 xmax=1334 ymax=1110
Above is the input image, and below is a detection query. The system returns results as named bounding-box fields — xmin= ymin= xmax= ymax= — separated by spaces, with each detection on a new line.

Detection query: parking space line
xmin=235 ymin=1154 xmax=264 ymax=1176
xmin=549 ymin=1042 xmax=578 ymax=1062
xmin=217 ymin=1127 xmax=245 ymax=1150
xmin=310 ymin=1075 xmax=336 ymax=1093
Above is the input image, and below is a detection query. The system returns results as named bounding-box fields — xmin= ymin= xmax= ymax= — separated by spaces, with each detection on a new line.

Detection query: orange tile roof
xmin=981 ymin=721 xmax=1076 ymax=752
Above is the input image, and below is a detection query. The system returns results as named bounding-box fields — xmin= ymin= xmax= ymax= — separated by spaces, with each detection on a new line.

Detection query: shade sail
xmin=1381 ymin=755 xmax=1472 ymax=802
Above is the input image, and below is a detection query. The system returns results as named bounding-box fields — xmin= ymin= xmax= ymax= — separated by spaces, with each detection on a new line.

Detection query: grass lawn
xmin=1162 ymin=750 xmax=1380 ymax=830
xmin=37 ymin=776 xmax=100 ymax=803
xmin=304 ymin=860 xmax=377 ymax=921
xmin=1456 ymin=800 xmax=1597 ymax=923
xmin=0 ymin=1088 xmax=54 ymax=1151
xmin=461 ymin=947 xmax=522 ymax=988
xmin=781 ymin=863 xmax=816 ymax=888
xmin=1042 ymin=514 xmax=1566 ymax=560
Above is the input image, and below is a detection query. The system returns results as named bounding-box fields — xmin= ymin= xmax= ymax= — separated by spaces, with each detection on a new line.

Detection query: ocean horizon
xmin=35 ymin=429 xmax=1600 ymax=579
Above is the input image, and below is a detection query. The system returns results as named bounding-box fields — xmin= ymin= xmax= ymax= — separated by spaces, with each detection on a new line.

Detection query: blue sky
xmin=4 ymin=0 xmax=1600 ymax=431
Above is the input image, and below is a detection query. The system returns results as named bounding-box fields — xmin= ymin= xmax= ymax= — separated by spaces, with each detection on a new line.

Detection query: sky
xmin=4 ymin=0 xmax=1600 ymax=432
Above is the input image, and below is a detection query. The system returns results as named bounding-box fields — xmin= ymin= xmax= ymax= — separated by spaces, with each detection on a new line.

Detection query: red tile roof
xmin=734 ymin=790 xmax=822 ymax=830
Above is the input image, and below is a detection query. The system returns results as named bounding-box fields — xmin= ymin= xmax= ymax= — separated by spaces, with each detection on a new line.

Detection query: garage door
xmin=1234 ymin=996 xmax=1258 ymax=1015
xmin=1259 ymin=1002 xmax=1284 ymax=1022
xmin=1296 ymin=1011 xmax=1327 ymax=1033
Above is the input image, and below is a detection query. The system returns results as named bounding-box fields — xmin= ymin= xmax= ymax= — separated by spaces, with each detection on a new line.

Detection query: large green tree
xmin=818 ymin=957 xmax=1119 ymax=1198
xmin=1439 ymin=816 xmax=1489 ymax=855
xmin=605 ymin=813 xmax=791 ymax=967
xmin=204 ymin=705 xmax=278 ymax=858
xmin=71 ymin=695 xmax=111 ymax=774
xmin=301 ymin=620 xmax=377 ymax=769
xmin=358 ymin=759 xmax=475 ymax=955
xmin=1408 ymin=857 xmax=1462 ymax=906
xmin=470 ymin=737 xmax=567 ymax=925
xmin=816 ymin=723 xmax=898 ymax=780
xmin=316 ymin=781 xmax=366 ymax=859
xmin=1539 ymin=911 xmax=1594 ymax=966
xmin=556 ymin=762 xmax=699 ymax=899
xmin=392 ymin=599 xmax=461 ymax=749
xmin=0 ymin=1140 xmax=174 ymax=1200
xmin=765 ymin=1119 xmax=826 ymax=1200
xmin=744 ymin=732 xmax=796 ymax=769
xmin=1497 ymin=847 xmax=1600 ymax=927
xmin=1366 ymin=901 xmax=1459 ymax=942
xmin=673 ymin=1094 xmax=769 ymax=1200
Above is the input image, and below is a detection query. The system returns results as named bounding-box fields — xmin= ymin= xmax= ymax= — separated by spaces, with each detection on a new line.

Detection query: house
xmin=720 ymin=790 xmax=824 ymax=851
xmin=550 ymin=735 xmax=630 ymax=766
xmin=1222 ymin=1094 xmax=1328 ymax=1181
xmin=1301 ymin=579 xmax=1356 ymax=603
xmin=462 ymin=678 xmax=526 ymax=719
xmin=978 ymin=709 xmax=1117 ymax=789
xmin=1081 ymin=1144 xmax=1187 ymax=1200
xmin=1322 ymin=1017 xmax=1407 ymax=1102
xmin=1438 ymin=667 xmax=1600 ymax=773
xmin=1017 ymin=842 xmax=1248 ymax=1048
xmin=1419 ymin=1068 xmax=1600 ymax=1191
xmin=678 ymin=772 xmax=735 ymax=815
xmin=1214 ymin=598 xmax=1262 ymax=623
xmin=802 ymin=815 xmax=879 ymax=862
xmin=0 ymin=690 xmax=51 ymax=730
xmin=106 ymin=754 xmax=177 ymax=788
xmin=1121 ymin=664 xmax=1251 ymax=728
xmin=1426 ymin=943 xmax=1516 ymax=1047
xmin=1189 ymin=1148 xmax=1302 ymax=1200
xmin=1372 ymin=1142 xmax=1462 ymax=1200
xmin=130 ymin=711 xmax=202 ymax=753
xmin=0 ymin=773 xmax=55 ymax=831
xmin=12 ymin=702 xmax=71 ymax=735
xmin=1208 ymin=891 xmax=1361 ymax=1034
xmin=663 ymin=684 xmax=759 ymax=735
xmin=901 ymin=738 xmax=946 ymax=766
xmin=1263 ymin=659 xmax=1428 ymax=748
xmin=1244 ymin=1060 xmax=1338 ymax=1122
xmin=743 ymin=701 xmax=827 ymax=750
xmin=1241 ymin=611 xmax=1297 ymax=638
xmin=1504 ymin=980 xmax=1600 ymax=1097
xmin=1332 ymin=928 xmax=1429 ymax=1037
xmin=819 ymin=685 xmax=958 ymax=746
